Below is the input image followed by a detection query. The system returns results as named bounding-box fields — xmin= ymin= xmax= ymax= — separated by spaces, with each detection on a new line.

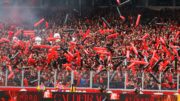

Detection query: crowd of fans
xmin=0 ymin=6 xmax=179 ymax=91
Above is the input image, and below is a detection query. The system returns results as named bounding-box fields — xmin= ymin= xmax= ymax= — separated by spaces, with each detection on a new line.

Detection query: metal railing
xmin=0 ymin=69 xmax=179 ymax=92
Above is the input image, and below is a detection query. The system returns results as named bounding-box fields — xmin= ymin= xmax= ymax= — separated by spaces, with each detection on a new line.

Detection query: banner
xmin=17 ymin=91 xmax=43 ymax=101
xmin=0 ymin=91 xmax=178 ymax=101
xmin=0 ymin=91 xmax=10 ymax=101
xmin=119 ymin=94 xmax=177 ymax=101
xmin=52 ymin=92 xmax=110 ymax=101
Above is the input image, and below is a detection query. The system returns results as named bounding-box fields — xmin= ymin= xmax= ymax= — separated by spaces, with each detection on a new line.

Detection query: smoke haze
xmin=0 ymin=1 xmax=38 ymax=27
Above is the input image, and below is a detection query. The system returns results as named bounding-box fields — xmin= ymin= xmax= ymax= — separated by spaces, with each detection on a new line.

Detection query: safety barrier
xmin=0 ymin=69 xmax=179 ymax=93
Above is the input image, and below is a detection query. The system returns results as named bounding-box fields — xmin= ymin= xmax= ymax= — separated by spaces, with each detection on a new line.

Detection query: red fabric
xmin=28 ymin=54 xmax=36 ymax=65
xmin=8 ymin=31 xmax=14 ymax=39
xmin=75 ymin=50 xmax=81 ymax=66
xmin=23 ymin=30 xmax=35 ymax=38
xmin=64 ymin=53 xmax=73 ymax=62
xmin=66 ymin=66 xmax=72 ymax=71
xmin=96 ymin=51 xmax=110 ymax=55
xmin=23 ymin=78 xmax=29 ymax=87
xmin=34 ymin=18 xmax=45 ymax=27
xmin=83 ymin=29 xmax=91 ymax=39
xmin=93 ymin=47 xmax=107 ymax=51
xmin=24 ymin=41 xmax=30 ymax=54
xmin=135 ymin=14 xmax=141 ymax=27
xmin=8 ymin=72 xmax=14 ymax=79
xmin=103 ymin=22 xmax=106 ymax=28
xmin=98 ymin=65 xmax=103 ymax=71
xmin=120 ymin=16 xmax=125 ymax=21
xmin=174 ymin=31 xmax=179 ymax=41
xmin=107 ymin=33 xmax=118 ymax=39
xmin=47 ymin=50 xmax=58 ymax=63
xmin=116 ymin=0 xmax=120 ymax=4
xmin=8 ymin=65 xmax=12 ymax=72
xmin=130 ymin=43 xmax=138 ymax=55
xmin=14 ymin=30 xmax=22 ymax=36
xmin=32 ymin=45 xmax=51 ymax=49
xmin=126 ymin=50 xmax=130 ymax=59
xmin=127 ymin=63 xmax=135 ymax=69
xmin=161 ymin=83 xmax=170 ymax=88
xmin=160 ymin=37 xmax=166 ymax=45
xmin=167 ymin=74 xmax=173 ymax=83
xmin=47 ymin=37 xmax=59 ymax=41
xmin=45 ymin=21 xmax=49 ymax=29
xmin=162 ymin=46 xmax=171 ymax=56
xmin=143 ymin=41 xmax=148 ymax=50
xmin=131 ymin=60 xmax=148 ymax=65
xmin=142 ymin=33 xmax=149 ymax=40
xmin=0 ymin=38 xmax=10 ymax=43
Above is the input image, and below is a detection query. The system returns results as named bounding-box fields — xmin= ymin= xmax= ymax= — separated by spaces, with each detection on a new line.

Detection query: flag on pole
xmin=34 ymin=18 xmax=45 ymax=27
xmin=135 ymin=14 xmax=141 ymax=27
xmin=116 ymin=0 xmax=120 ymax=5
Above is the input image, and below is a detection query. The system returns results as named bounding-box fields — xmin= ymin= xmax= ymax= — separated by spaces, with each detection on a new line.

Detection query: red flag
xmin=162 ymin=60 xmax=169 ymax=69
xmin=99 ymin=29 xmax=105 ymax=35
xmin=32 ymin=45 xmax=51 ymax=49
xmin=174 ymin=31 xmax=179 ymax=41
xmin=107 ymin=55 xmax=112 ymax=62
xmin=66 ymin=66 xmax=72 ymax=71
xmin=152 ymin=50 xmax=156 ymax=59
xmin=96 ymin=50 xmax=110 ymax=55
xmin=127 ymin=63 xmax=135 ymax=69
xmin=8 ymin=72 xmax=14 ymax=79
xmin=149 ymin=50 xmax=157 ymax=66
xmin=84 ymin=49 xmax=89 ymax=54
xmin=74 ymin=70 xmax=78 ymax=75
xmin=69 ymin=41 xmax=76 ymax=45
xmin=63 ymin=64 xmax=72 ymax=71
xmin=47 ymin=37 xmax=60 ymax=41
xmin=67 ymin=51 xmax=74 ymax=58
xmin=8 ymin=65 xmax=12 ymax=72
xmin=34 ymin=18 xmax=45 ymax=27
xmin=63 ymin=63 xmax=71 ymax=67
xmin=75 ymin=50 xmax=81 ymax=66
xmin=24 ymin=41 xmax=30 ymax=54
xmin=83 ymin=29 xmax=90 ymax=39
xmin=143 ymin=41 xmax=148 ymax=50
xmin=0 ymin=38 xmax=10 ymax=43
xmin=142 ymin=33 xmax=149 ymax=40
xmin=103 ymin=22 xmax=106 ymax=28
xmin=126 ymin=50 xmax=130 ymax=59
xmin=8 ymin=31 xmax=14 ymax=39
xmin=64 ymin=53 xmax=73 ymax=62
xmin=47 ymin=50 xmax=58 ymax=63
xmin=107 ymin=33 xmax=118 ymax=39
xmin=97 ymin=65 xmax=103 ymax=72
xmin=116 ymin=0 xmax=120 ymax=5
xmin=93 ymin=47 xmax=107 ymax=51
xmin=24 ymin=78 xmax=29 ymax=87
xmin=160 ymin=37 xmax=166 ymax=45
xmin=45 ymin=21 xmax=49 ymax=29
xmin=135 ymin=14 xmax=141 ymax=27
xmin=130 ymin=43 xmax=138 ymax=55
xmin=14 ymin=30 xmax=22 ymax=36
xmin=120 ymin=15 xmax=125 ymax=21
xmin=131 ymin=60 xmax=148 ymax=65
xmin=23 ymin=30 xmax=35 ymax=38
xmin=28 ymin=54 xmax=36 ymax=65
xmin=162 ymin=46 xmax=171 ymax=56
xmin=155 ymin=38 xmax=160 ymax=49
xmin=52 ymin=46 xmax=60 ymax=51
